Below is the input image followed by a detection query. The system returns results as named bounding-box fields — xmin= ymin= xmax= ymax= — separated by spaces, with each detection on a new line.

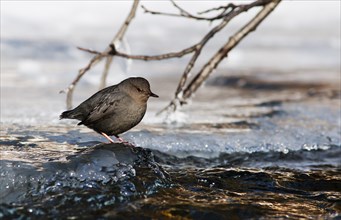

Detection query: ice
xmin=163 ymin=109 xmax=188 ymax=125
xmin=124 ymin=101 xmax=341 ymax=158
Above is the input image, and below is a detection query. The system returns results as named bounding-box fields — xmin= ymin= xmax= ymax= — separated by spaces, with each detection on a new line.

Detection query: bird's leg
xmin=101 ymin=132 xmax=115 ymax=143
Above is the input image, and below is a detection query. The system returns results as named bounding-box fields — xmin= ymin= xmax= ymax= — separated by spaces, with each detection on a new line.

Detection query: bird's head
xmin=120 ymin=77 xmax=159 ymax=103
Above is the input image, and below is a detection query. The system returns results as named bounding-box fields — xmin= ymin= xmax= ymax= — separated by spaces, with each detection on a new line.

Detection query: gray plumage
xmin=60 ymin=77 xmax=158 ymax=142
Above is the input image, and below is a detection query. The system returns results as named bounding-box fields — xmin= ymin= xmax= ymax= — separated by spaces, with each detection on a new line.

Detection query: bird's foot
xmin=117 ymin=137 xmax=135 ymax=147
xmin=101 ymin=132 xmax=135 ymax=147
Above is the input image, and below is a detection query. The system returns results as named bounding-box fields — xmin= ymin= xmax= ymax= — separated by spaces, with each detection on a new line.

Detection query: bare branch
xmin=77 ymin=0 xmax=276 ymax=113
xmin=60 ymin=53 xmax=105 ymax=109
xmin=64 ymin=0 xmax=281 ymax=117
xmin=172 ymin=0 xmax=275 ymax=104
xmin=111 ymin=44 xmax=198 ymax=60
xmin=61 ymin=0 xmax=139 ymax=109
xmin=99 ymin=0 xmax=139 ymax=90
xmin=112 ymin=1 xmax=139 ymax=43
xmin=184 ymin=0 xmax=280 ymax=99
xmin=142 ymin=0 xmax=273 ymax=21
xmin=158 ymin=0 xmax=281 ymax=114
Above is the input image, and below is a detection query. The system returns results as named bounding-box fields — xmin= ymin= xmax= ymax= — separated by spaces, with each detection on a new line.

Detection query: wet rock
xmin=0 ymin=143 xmax=170 ymax=212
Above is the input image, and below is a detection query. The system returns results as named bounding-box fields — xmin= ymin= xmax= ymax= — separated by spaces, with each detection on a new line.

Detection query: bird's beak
xmin=149 ymin=92 xmax=159 ymax=98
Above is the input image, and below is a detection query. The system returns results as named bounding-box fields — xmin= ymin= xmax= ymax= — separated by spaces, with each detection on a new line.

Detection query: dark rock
xmin=0 ymin=143 xmax=170 ymax=219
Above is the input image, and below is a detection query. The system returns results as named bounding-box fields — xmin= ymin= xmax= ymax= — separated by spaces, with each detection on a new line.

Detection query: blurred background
xmin=1 ymin=1 xmax=340 ymax=125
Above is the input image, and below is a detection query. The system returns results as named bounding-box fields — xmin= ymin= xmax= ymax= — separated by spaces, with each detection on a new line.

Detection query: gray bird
xmin=60 ymin=77 xmax=158 ymax=144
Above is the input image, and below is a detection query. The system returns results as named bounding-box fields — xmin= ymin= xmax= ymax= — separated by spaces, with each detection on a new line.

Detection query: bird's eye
xmin=136 ymin=88 xmax=142 ymax=92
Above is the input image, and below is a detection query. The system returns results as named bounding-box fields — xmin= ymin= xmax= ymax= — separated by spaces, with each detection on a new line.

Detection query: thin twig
xmin=170 ymin=0 xmax=192 ymax=17
xmin=142 ymin=3 xmax=225 ymax=21
xmin=77 ymin=47 xmax=101 ymax=55
xmin=197 ymin=3 xmax=236 ymax=15
xmin=170 ymin=0 xmax=233 ymax=21
xmin=78 ymin=44 xmax=198 ymax=61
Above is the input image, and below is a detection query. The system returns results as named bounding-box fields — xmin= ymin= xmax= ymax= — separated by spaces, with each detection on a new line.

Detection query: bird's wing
xmin=79 ymin=90 xmax=130 ymax=126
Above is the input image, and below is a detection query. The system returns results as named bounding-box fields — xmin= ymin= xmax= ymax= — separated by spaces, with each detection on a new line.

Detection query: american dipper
xmin=60 ymin=77 xmax=158 ymax=143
